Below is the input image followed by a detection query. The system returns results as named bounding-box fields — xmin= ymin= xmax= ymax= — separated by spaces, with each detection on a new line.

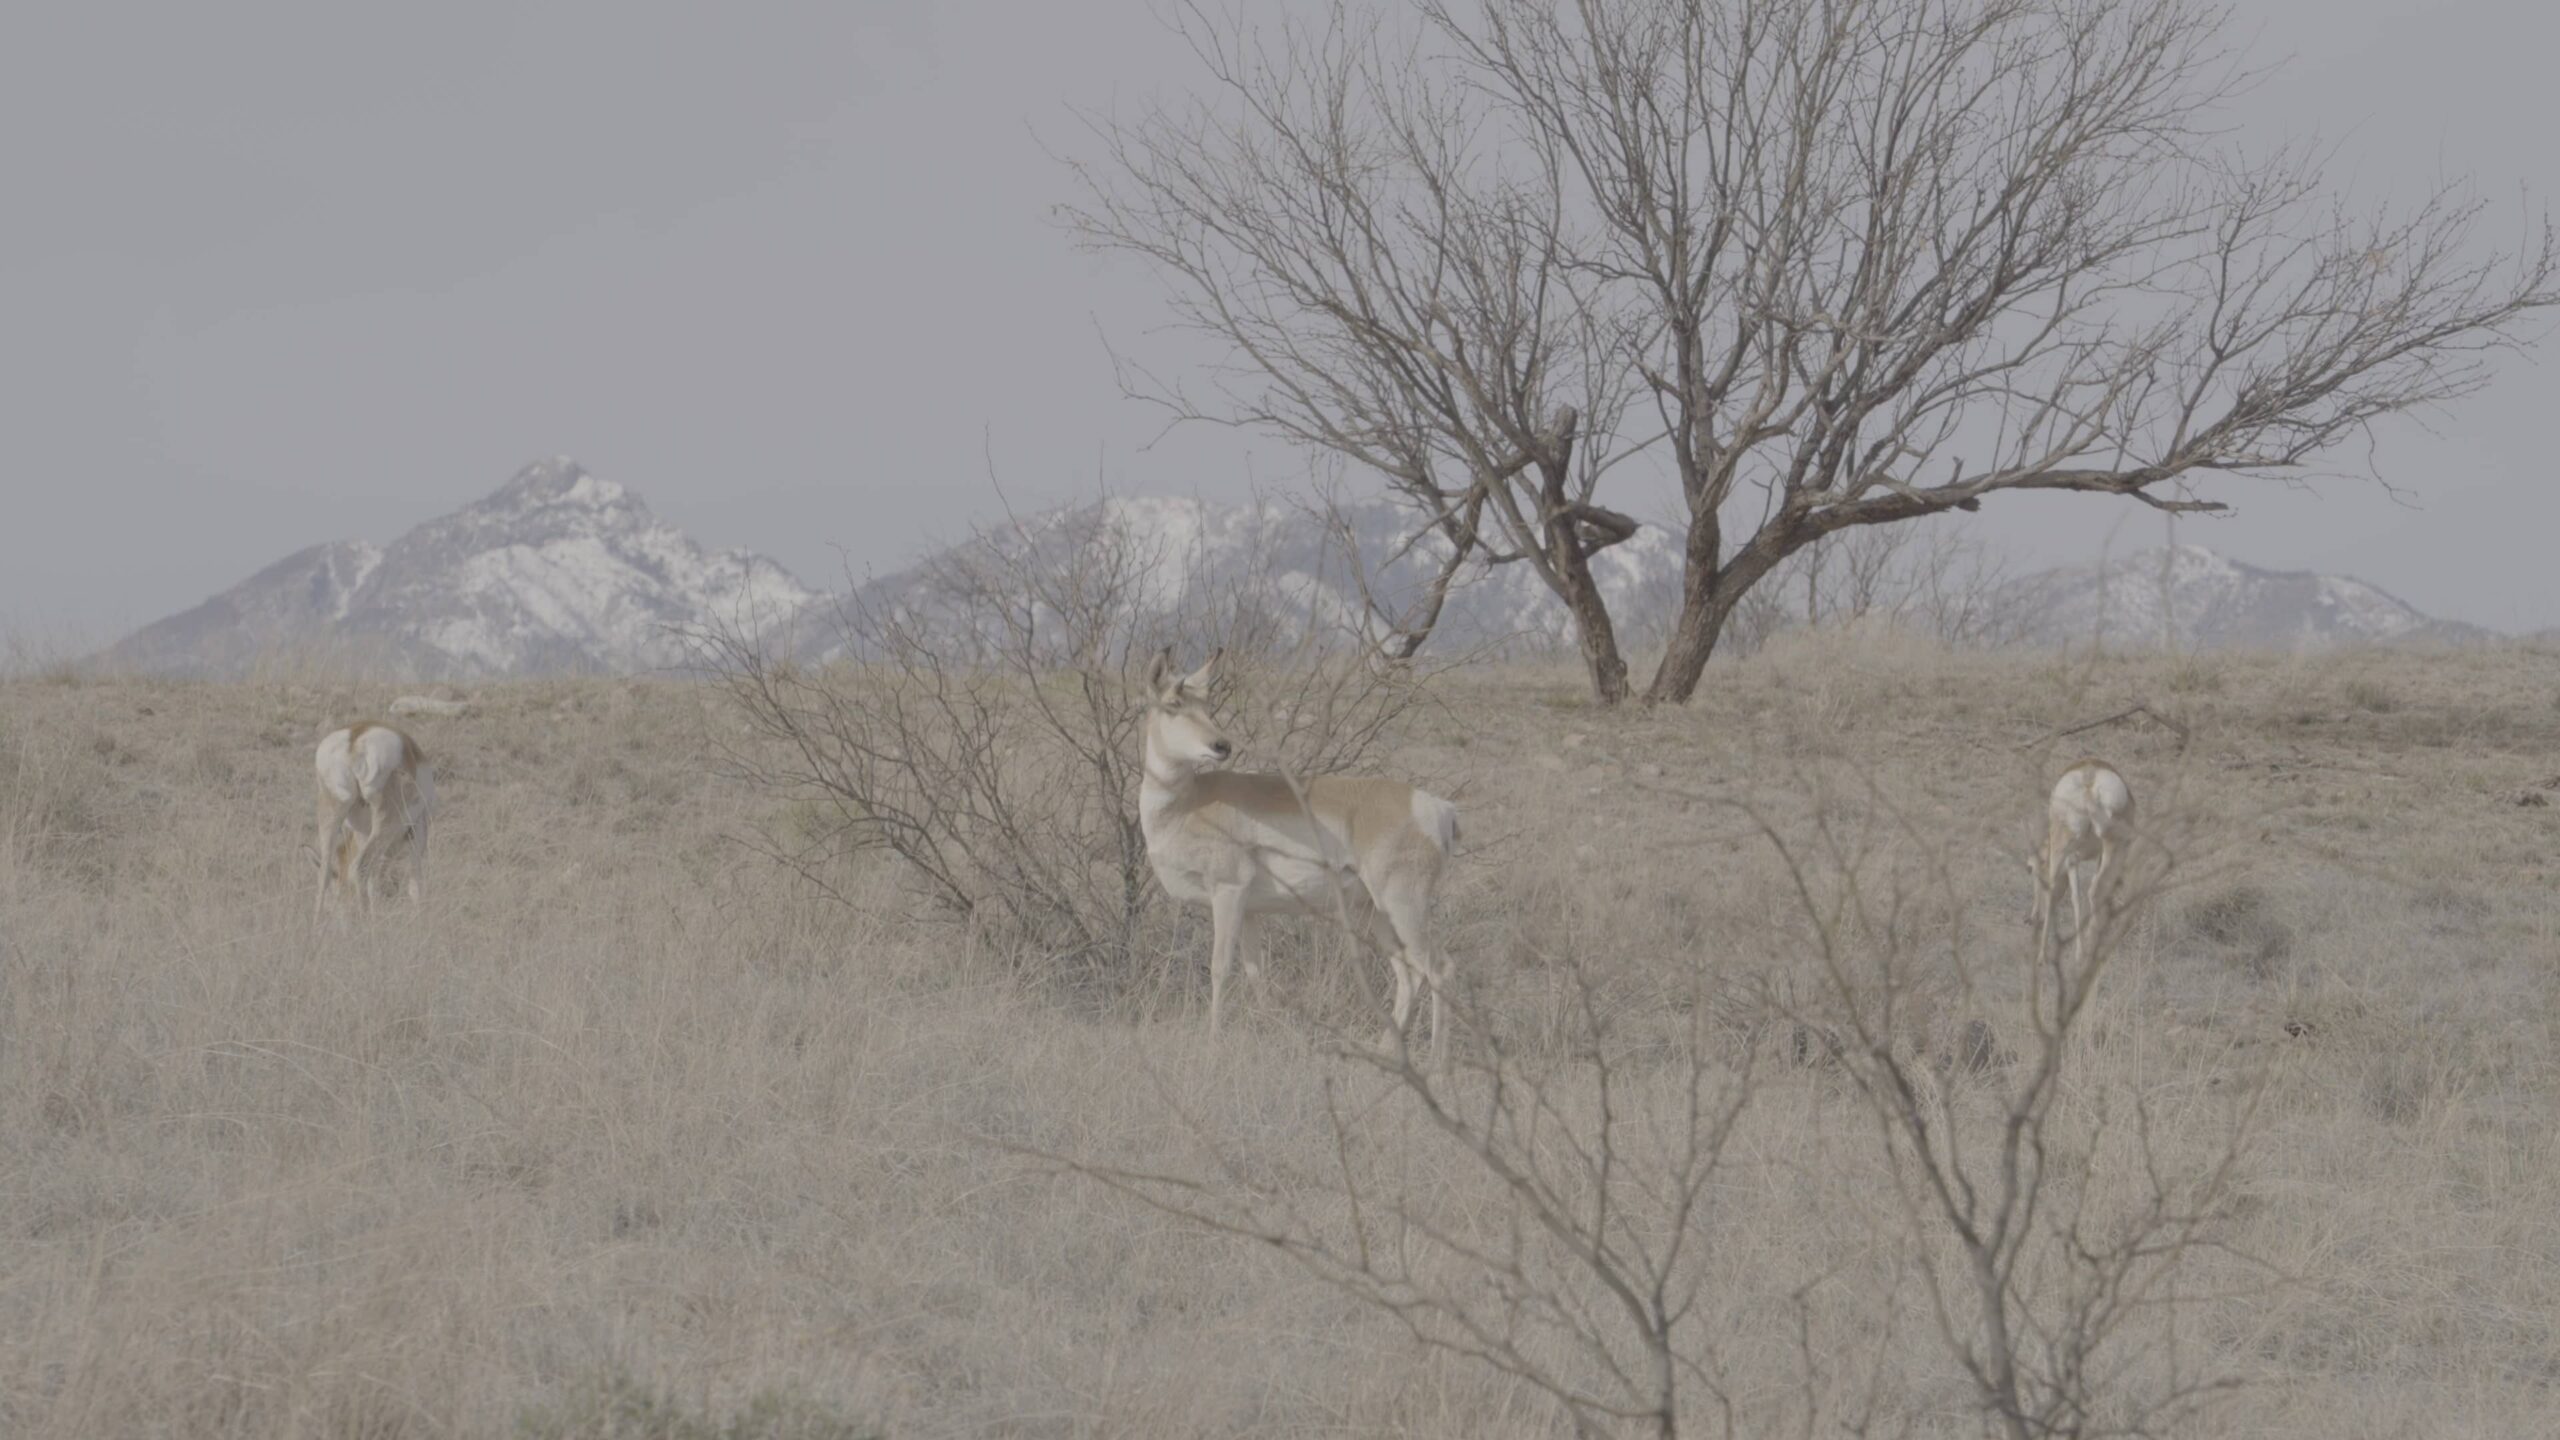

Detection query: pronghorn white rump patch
xmin=1411 ymin=790 xmax=1460 ymax=854
xmin=313 ymin=722 xmax=434 ymax=916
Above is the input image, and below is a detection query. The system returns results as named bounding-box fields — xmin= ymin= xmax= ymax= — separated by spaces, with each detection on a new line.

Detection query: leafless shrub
xmin=1756 ymin=771 xmax=2257 ymax=1439
xmin=695 ymin=492 xmax=1443 ymax=974
xmin=1050 ymin=941 xmax=1769 ymax=1436
xmin=1045 ymin=763 xmax=2260 ymax=1437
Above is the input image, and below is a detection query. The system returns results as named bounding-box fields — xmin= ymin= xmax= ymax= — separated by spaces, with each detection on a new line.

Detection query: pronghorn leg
xmin=1378 ymin=882 xmax=1443 ymax=1068
xmin=1234 ymin=912 xmax=1262 ymax=987
xmin=398 ymin=787 xmax=427 ymax=903
xmin=2058 ymin=855 xmax=2078 ymax=994
xmin=2030 ymin=852 xmax=2062 ymax=1034
xmin=1207 ymin=886 xmax=1245 ymax=1046
xmin=1428 ymin=960 xmax=1447 ymax=1068
xmin=1367 ymin=909 xmax=1414 ymax=1048
xmin=2082 ymin=841 xmax=2116 ymax=992
xmin=315 ymin=793 xmax=357 ymax=920
xmin=347 ymin=801 xmax=387 ymax=915
xmin=406 ymin=767 xmax=434 ymax=904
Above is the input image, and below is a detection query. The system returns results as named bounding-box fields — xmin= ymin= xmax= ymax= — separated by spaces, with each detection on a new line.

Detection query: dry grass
xmin=2 ymin=640 xmax=2556 ymax=1436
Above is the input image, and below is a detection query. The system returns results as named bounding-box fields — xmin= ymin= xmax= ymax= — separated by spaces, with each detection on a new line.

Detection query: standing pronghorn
xmin=2027 ymin=759 xmax=2133 ymax=1018
xmin=1138 ymin=649 xmax=1460 ymax=1059
xmin=313 ymin=722 xmax=435 ymax=918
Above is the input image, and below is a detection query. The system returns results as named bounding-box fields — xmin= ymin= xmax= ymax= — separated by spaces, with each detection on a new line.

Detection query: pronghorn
xmin=312 ymin=722 xmax=435 ymax=917
xmin=2027 ymin=758 xmax=2133 ymax=1013
xmin=1139 ymin=648 xmax=1460 ymax=1059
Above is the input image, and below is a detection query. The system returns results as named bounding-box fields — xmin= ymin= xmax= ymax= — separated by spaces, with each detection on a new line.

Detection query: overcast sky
xmin=3 ymin=0 xmax=2553 ymax=644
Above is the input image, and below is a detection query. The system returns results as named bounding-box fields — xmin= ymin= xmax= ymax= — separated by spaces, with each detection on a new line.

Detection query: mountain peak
xmin=100 ymin=459 xmax=817 ymax=679
xmin=484 ymin=456 xmax=642 ymax=518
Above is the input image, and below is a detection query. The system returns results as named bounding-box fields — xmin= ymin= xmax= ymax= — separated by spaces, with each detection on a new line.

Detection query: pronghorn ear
xmin=1146 ymin=645 xmax=1175 ymax=696
xmin=1182 ymin=648 xmax=1223 ymax=695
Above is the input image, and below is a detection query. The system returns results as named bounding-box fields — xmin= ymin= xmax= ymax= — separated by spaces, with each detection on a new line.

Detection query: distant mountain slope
xmin=104 ymin=475 xmax=2491 ymax=680
xmin=830 ymin=500 xmax=2487 ymax=659
xmin=816 ymin=493 xmax=1690 ymax=660
xmin=1999 ymin=544 xmax=2490 ymax=652
xmin=102 ymin=459 xmax=820 ymax=679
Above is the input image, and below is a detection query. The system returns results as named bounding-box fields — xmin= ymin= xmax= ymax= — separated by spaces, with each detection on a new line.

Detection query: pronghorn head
xmin=1143 ymin=646 xmax=1234 ymax=779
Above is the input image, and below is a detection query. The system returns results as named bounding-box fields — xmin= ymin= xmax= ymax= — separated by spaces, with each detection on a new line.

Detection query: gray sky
xmin=3 ymin=0 xmax=2554 ymax=643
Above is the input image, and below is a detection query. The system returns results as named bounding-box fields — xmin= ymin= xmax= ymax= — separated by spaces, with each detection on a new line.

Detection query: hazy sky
xmin=4 ymin=0 xmax=2554 ymax=643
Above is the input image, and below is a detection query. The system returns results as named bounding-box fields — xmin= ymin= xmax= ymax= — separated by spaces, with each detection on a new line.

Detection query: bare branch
xmin=1065 ymin=0 xmax=2553 ymax=705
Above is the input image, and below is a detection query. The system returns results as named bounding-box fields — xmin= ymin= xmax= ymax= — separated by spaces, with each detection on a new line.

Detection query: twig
xmin=2026 ymin=702 xmax=2192 ymax=751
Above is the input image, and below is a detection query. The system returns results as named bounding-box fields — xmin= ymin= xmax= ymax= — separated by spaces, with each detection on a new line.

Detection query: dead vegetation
xmin=0 ymin=639 xmax=2556 ymax=1436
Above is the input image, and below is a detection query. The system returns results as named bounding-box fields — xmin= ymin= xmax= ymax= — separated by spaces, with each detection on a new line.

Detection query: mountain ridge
xmin=97 ymin=460 xmax=2492 ymax=679
xmin=100 ymin=458 xmax=821 ymax=679
xmin=1999 ymin=543 xmax=2491 ymax=652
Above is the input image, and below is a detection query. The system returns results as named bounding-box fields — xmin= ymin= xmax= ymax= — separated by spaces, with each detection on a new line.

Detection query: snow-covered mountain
xmin=818 ymin=492 xmax=1690 ymax=661
xmin=102 ymin=465 xmax=2488 ymax=680
xmin=102 ymin=458 xmax=819 ymax=679
xmin=1997 ymin=544 xmax=2490 ymax=652
xmin=835 ymin=500 xmax=2484 ymax=659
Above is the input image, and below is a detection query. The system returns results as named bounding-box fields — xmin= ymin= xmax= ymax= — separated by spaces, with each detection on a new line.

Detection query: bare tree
xmin=1061 ymin=3 xmax=1652 ymax=698
xmin=1063 ymin=0 xmax=2554 ymax=704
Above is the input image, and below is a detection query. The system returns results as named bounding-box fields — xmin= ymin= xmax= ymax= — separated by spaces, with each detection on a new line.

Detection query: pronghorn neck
xmin=1138 ymin=730 xmax=1196 ymax=829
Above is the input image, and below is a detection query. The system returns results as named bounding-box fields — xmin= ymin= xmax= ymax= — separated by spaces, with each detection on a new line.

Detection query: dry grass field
xmin=2 ymin=636 xmax=2556 ymax=1437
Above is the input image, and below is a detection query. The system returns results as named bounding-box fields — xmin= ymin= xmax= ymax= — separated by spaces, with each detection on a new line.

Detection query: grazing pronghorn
xmin=2027 ymin=759 xmax=2133 ymax=1014
xmin=1138 ymin=648 xmax=1460 ymax=1059
xmin=312 ymin=722 xmax=435 ymax=918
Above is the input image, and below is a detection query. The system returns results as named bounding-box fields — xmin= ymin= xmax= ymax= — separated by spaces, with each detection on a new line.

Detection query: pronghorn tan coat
xmin=2029 ymin=758 xmax=2133 ymax=1014
xmin=1138 ymin=649 xmax=1459 ymax=1057
xmin=314 ymin=721 xmax=435 ymax=917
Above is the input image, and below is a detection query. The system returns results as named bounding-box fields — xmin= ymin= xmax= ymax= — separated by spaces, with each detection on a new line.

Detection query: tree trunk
xmin=1564 ymin=566 xmax=1631 ymax=704
xmin=1374 ymin=550 xmax=1460 ymax=663
xmin=1536 ymin=451 xmax=1631 ymax=705
xmin=1645 ymin=586 xmax=1727 ymax=704
xmin=1646 ymin=526 xmax=1796 ymax=704
xmin=1644 ymin=512 xmax=1729 ymax=704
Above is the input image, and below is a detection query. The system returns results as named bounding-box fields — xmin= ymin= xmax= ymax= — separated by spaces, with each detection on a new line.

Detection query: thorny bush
xmin=697 ymin=497 xmax=1442 ymax=978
